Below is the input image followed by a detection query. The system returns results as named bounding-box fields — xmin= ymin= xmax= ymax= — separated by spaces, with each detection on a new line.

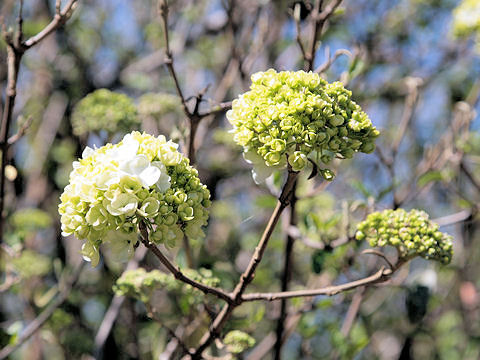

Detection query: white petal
xmin=243 ymin=149 xmax=263 ymax=165
xmin=120 ymin=154 xmax=150 ymax=175
xmin=82 ymin=147 xmax=95 ymax=158
xmin=252 ymin=163 xmax=273 ymax=184
xmin=138 ymin=166 xmax=161 ymax=188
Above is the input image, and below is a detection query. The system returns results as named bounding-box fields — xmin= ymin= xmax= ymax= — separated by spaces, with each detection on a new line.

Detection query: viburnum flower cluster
xmin=355 ymin=209 xmax=453 ymax=265
xmin=59 ymin=132 xmax=210 ymax=266
xmin=227 ymin=69 xmax=379 ymax=183
xmin=71 ymin=89 xmax=139 ymax=136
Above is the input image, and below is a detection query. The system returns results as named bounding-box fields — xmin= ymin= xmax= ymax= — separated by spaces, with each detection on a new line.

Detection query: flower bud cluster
xmin=227 ymin=69 xmax=378 ymax=183
xmin=71 ymin=89 xmax=139 ymax=136
xmin=355 ymin=209 xmax=453 ymax=265
xmin=113 ymin=268 xmax=219 ymax=304
xmin=58 ymin=131 xmax=210 ymax=266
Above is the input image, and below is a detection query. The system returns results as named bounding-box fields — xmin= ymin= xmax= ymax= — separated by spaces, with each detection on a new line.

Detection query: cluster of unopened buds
xmin=59 ymin=132 xmax=210 ymax=266
xmin=355 ymin=209 xmax=453 ymax=265
xmin=227 ymin=69 xmax=379 ymax=183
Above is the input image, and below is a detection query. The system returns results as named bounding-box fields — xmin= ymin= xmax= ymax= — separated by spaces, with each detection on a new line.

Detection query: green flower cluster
xmin=58 ymin=131 xmax=210 ymax=267
xmin=113 ymin=268 xmax=219 ymax=304
xmin=71 ymin=89 xmax=139 ymax=136
xmin=223 ymin=330 xmax=256 ymax=354
xmin=355 ymin=209 xmax=453 ymax=265
xmin=227 ymin=69 xmax=378 ymax=183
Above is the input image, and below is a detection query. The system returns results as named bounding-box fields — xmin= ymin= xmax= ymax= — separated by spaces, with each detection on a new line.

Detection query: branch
xmin=305 ymin=0 xmax=343 ymax=71
xmin=94 ymin=247 xmax=148 ymax=358
xmin=0 ymin=263 xmax=84 ymax=360
xmin=7 ymin=116 xmax=32 ymax=145
xmin=138 ymin=222 xmax=233 ymax=303
xmin=391 ymin=77 xmax=423 ymax=156
xmin=240 ymin=266 xmax=393 ymax=302
xmin=274 ymin=182 xmax=297 ymax=359
xmin=23 ymin=0 xmax=78 ymax=49
xmin=191 ymin=169 xmax=299 ymax=358
xmin=0 ymin=0 xmax=78 ymax=245
xmin=314 ymin=48 xmax=352 ymax=73
xmin=198 ymin=101 xmax=233 ymax=117
xmin=293 ymin=2 xmax=307 ymax=61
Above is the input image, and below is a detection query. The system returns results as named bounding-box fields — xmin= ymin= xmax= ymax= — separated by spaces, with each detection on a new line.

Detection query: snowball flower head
xmin=355 ymin=209 xmax=453 ymax=265
xmin=59 ymin=132 xmax=211 ymax=266
xmin=227 ymin=69 xmax=379 ymax=183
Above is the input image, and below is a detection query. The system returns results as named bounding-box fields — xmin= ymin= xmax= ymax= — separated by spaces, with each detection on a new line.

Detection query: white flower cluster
xmin=59 ymin=132 xmax=211 ymax=266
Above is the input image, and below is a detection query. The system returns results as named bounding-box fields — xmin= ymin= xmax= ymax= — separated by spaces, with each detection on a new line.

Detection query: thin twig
xmin=93 ymin=247 xmax=148 ymax=358
xmin=23 ymin=0 xmax=77 ymax=49
xmin=240 ymin=266 xmax=392 ymax=302
xmin=305 ymin=0 xmax=343 ymax=71
xmin=7 ymin=116 xmax=32 ymax=145
xmin=314 ymin=48 xmax=352 ymax=73
xmin=0 ymin=263 xmax=84 ymax=359
xmin=361 ymin=249 xmax=395 ymax=271
xmin=138 ymin=222 xmax=233 ymax=303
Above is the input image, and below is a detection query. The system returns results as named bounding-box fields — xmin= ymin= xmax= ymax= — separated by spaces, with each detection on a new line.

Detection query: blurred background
xmin=1 ymin=0 xmax=480 ymax=359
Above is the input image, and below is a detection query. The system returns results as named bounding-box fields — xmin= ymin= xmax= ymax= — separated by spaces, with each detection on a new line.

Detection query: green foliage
xmin=11 ymin=208 xmax=52 ymax=232
xmin=223 ymin=330 xmax=256 ymax=354
xmin=356 ymin=209 xmax=453 ymax=264
xmin=11 ymin=250 xmax=51 ymax=278
xmin=71 ymin=89 xmax=139 ymax=136
xmin=113 ymin=268 xmax=220 ymax=306
xmin=227 ymin=69 xmax=379 ymax=182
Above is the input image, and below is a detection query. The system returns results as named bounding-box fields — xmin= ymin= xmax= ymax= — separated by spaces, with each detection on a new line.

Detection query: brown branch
xmin=240 ymin=266 xmax=392 ymax=302
xmin=138 ymin=221 xmax=233 ymax=303
xmin=293 ymin=2 xmax=307 ymax=61
xmin=93 ymin=247 xmax=148 ymax=358
xmin=190 ymin=169 xmax=299 ymax=359
xmin=340 ymin=287 xmax=365 ymax=336
xmin=305 ymin=0 xmax=343 ymax=71
xmin=198 ymin=101 xmax=232 ymax=117
xmin=0 ymin=263 xmax=84 ymax=360
xmin=314 ymin=48 xmax=352 ymax=73
xmin=7 ymin=115 xmax=32 ymax=145
xmin=460 ymin=161 xmax=480 ymax=193
xmin=23 ymin=0 xmax=77 ymax=49
xmin=0 ymin=0 xmax=77 ymax=244
xmin=361 ymin=249 xmax=395 ymax=271
xmin=274 ymin=183 xmax=297 ymax=359
xmin=391 ymin=77 xmax=423 ymax=156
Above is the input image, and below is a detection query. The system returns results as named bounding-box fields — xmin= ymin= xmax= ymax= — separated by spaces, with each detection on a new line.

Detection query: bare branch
xmin=241 ymin=266 xmax=393 ymax=302
xmin=361 ymin=249 xmax=395 ymax=271
xmin=191 ymin=169 xmax=299 ymax=358
xmin=315 ymin=48 xmax=352 ymax=73
xmin=0 ymin=263 xmax=84 ymax=360
xmin=138 ymin=221 xmax=233 ymax=303
xmin=7 ymin=116 xmax=32 ymax=145
xmin=23 ymin=0 xmax=77 ymax=49
xmin=305 ymin=0 xmax=343 ymax=71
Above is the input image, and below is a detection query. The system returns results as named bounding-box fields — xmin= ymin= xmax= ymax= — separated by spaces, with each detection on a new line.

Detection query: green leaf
xmin=417 ymin=170 xmax=444 ymax=187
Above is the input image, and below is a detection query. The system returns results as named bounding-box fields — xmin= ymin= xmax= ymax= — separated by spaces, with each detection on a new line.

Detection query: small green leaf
xmin=417 ymin=170 xmax=444 ymax=187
